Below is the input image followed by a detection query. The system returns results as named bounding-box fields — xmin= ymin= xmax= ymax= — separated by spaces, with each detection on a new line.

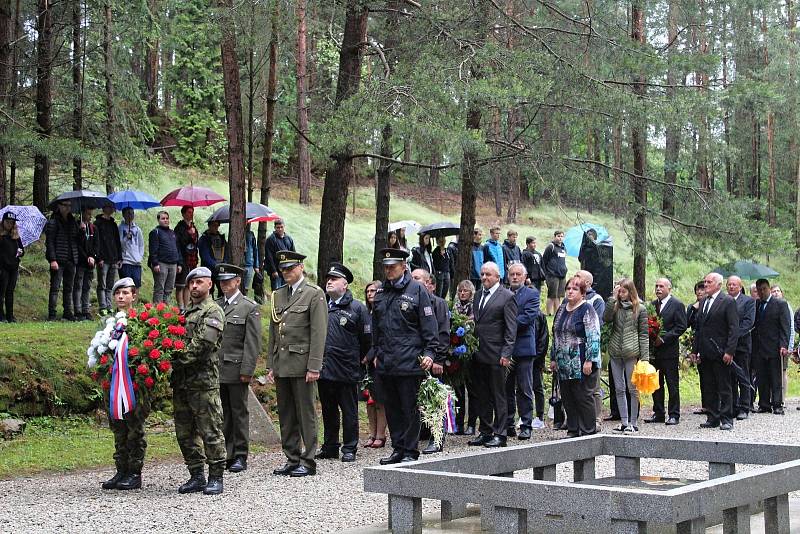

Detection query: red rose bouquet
xmin=645 ymin=302 xmax=664 ymax=349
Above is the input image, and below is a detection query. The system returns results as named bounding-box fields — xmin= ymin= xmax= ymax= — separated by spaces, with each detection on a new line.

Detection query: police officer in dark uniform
xmin=372 ymin=248 xmax=438 ymax=464
xmin=215 ymin=263 xmax=262 ymax=473
xmin=315 ymin=262 xmax=371 ymax=463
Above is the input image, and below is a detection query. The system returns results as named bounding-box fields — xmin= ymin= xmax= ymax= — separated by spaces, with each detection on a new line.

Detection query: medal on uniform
xmin=400 ymin=301 xmax=410 ymax=312
xmin=339 ymin=316 xmax=347 ymax=326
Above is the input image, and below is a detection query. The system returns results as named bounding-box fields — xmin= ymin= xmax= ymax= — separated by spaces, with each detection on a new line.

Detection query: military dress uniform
xmin=372 ymin=249 xmax=438 ymax=463
xmin=268 ymin=251 xmax=328 ymax=475
xmin=171 ymin=267 xmax=227 ymax=493
xmin=316 ymin=263 xmax=371 ymax=461
xmin=215 ymin=264 xmax=262 ymax=471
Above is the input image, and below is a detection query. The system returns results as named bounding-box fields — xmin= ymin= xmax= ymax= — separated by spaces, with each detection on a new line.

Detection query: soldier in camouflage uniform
xmin=171 ymin=266 xmax=227 ymax=495
xmin=101 ymin=277 xmax=150 ymax=491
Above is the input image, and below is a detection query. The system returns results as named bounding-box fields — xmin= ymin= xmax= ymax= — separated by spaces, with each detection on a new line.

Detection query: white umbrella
xmin=388 ymin=220 xmax=420 ymax=235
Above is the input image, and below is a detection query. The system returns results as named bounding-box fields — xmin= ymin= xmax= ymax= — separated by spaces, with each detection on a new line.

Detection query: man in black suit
xmin=752 ymin=278 xmax=791 ymax=415
xmin=726 ymin=276 xmax=756 ymax=420
xmin=690 ymin=272 xmax=739 ymax=430
xmin=645 ymin=278 xmax=687 ymax=425
xmin=468 ymin=262 xmax=518 ymax=448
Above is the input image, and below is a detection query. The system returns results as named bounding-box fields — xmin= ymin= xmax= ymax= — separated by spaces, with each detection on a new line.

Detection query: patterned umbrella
xmin=0 ymin=205 xmax=48 ymax=247
xmin=160 ymin=186 xmax=226 ymax=208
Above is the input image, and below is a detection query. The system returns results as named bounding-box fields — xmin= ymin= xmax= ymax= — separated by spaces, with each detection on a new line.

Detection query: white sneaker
xmin=531 ymin=418 xmax=545 ymax=429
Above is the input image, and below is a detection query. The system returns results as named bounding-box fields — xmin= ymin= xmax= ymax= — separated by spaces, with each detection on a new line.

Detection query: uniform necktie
xmin=288 ymin=286 xmax=293 ymax=298
xmin=222 ymin=300 xmax=229 ymax=310
xmin=480 ymin=289 xmax=490 ymax=311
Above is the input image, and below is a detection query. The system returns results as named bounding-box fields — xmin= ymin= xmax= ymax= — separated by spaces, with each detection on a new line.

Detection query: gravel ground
xmin=2 ymin=403 xmax=800 ymax=534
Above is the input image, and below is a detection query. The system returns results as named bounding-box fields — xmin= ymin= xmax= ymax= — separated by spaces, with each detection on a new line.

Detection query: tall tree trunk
xmin=662 ymin=0 xmax=679 ymax=214
xmin=8 ymin=0 xmax=18 ymax=204
xmin=506 ymin=107 xmax=519 ymax=223
xmin=763 ymin=10 xmax=776 ymax=226
xmin=0 ymin=0 xmax=10 ymax=206
xmin=316 ymin=0 xmax=367 ymax=284
xmin=246 ymin=27 xmax=254 ymax=202
xmin=218 ymin=0 xmax=246 ymax=266
xmin=722 ymin=2 xmax=733 ymax=194
xmin=144 ymin=0 xmax=159 ymax=117
xmin=103 ymin=3 xmax=115 ymax=193
xmin=33 ymin=0 xmax=53 ymax=209
xmin=71 ymin=0 xmax=82 ymax=190
xmin=258 ymin=2 xmax=279 ymax=270
xmin=373 ymin=124 xmax=392 ymax=281
xmin=429 ymin=146 xmax=440 ymax=187
xmin=695 ymin=0 xmax=710 ymax=191
xmin=491 ymin=106 xmax=502 ymax=217
xmin=161 ymin=8 xmax=172 ymax=114
xmin=455 ymin=104 xmax=482 ymax=284
xmin=788 ymin=0 xmax=800 ymax=258
xmin=296 ymin=0 xmax=311 ymax=205
xmin=631 ymin=0 xmax=647 ymax=297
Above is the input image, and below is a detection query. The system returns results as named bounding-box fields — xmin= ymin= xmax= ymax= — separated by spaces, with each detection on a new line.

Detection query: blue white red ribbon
xmin=444 ymin=391 xmax=457 ymax=434
xmin=109 ymin=332 xmax=136 ymax=419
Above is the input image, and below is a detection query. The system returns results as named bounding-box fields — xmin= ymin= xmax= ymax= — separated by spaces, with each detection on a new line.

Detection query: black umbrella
xmin=206 ymin=202 xmax=278 ymax=223
xmin=418 ymin=221 xmax=460 ymax=238
xmin=48 ymin=190 xmax=112 ymax=212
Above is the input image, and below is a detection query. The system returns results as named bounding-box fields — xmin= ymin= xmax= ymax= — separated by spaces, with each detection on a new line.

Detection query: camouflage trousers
xmin=173 ymin=387 xmax=226 ymax=477
xmin=107 ymin=394 xmax=151 ymax=474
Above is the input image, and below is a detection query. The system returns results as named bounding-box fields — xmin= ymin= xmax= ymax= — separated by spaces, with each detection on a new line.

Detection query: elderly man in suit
xmin=726 ymin=275 xmax=756 ymax=420
xmin=504 ymin=263 xmax=541 ymax=440
xmin=690 ymin=272 xmax=739 ymax=430
xmin=467 ymin=262 xmax=518 ymax=448
xmin=215 ymin=263 xmax=262 ymax=473
xmin=753 ymin=278 xmax=791 ymax=415
xmin=645 ymin=278 xmax=687 ymax=425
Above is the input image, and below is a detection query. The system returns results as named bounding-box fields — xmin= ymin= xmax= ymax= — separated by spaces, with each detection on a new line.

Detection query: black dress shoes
xmin=289 ymin=465 xmax=316 ymax=477
xmin=644 ymin=415 xmax=665 ymax=424
xmin=102 ymin=472 xmax=125 ymax=490
xmin=203 ymin=476 xmax=224 ymax=495
xmin=506 ymin=427 xmax=517 ymax=437
xmin=178 ymin=471 xmax=207 ymax=493
xmin=552 ymin=422 xmax=567 ymax=431
xmin=699 ymin=421 xmax=720 ymax=429
xmin=341 ymin=452 xmax=356 ymax=462
xmin=483 ymin=435 xmax=507 ymax=448
xmin=517 ymin=427 xmax=531 ymax=440
xmin=422 ymin=439 xmax=443 ymax=454
xmin=228 ymin=457 xmax=247 ymax=473
xmin=468 ymin=434 xmax=492 ymax=446
xmin=735 ymin=411 xmax=748 ymax=421
xmin=756 ymin=407 xmax=772 ymax=413
xmin=116 ymin=473 xmax=142 ymax=490
xmin=273 ymin=463 xmax=300 ymax=476
xmin=464 ymin=425 xmax=476 ymax=436
xmin=400 ymin=455 xmax=417 ymax=463
xmin=315 ymin=449 xmax=339 ymax=460
xmin=379 ymin=451 xmax=405 ymax=465
xmin=665 ymin=417 xmax=679 ymax=425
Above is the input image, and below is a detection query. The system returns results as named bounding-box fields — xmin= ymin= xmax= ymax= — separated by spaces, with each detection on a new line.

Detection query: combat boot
xmin=116 ymin=472 xmax=142 ymax=490
xmin=178 ymin=470 xmax=206 ymax=494
xmin=203 ymin=476 xmax=223 ymax=495
xmin=101 ymin=471 xmax=125 ymax=490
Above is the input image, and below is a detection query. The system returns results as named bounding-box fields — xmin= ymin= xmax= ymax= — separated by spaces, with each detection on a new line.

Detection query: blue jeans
xmin=505 ymin=357 xmax=535 ymax=429
xmin=119 ymin=264 xmax=142 ymax=288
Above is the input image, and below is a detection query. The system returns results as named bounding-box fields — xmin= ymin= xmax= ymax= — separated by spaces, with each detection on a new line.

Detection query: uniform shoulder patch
xmin=205 ymin=317 xmax=223 ymax=330
xmin=423 ymin=306 xmax=433 ymax=316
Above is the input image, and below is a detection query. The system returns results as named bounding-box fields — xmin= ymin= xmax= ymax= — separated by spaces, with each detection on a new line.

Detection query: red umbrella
xmin=160 ymin=186 xmax=226 ymax=208
xmin=247 ymin=214 xmax=282 ymax=224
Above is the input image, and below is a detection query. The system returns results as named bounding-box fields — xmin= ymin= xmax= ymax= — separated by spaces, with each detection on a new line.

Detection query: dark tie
xmin=703 ymin=297 xmax=712 ymax=315
xmin=656 ymin=300 xmax=662 ymax=315
xmin=222 ymin=300 xmax=229 ymax=311
xmin=761 ymin=301 xmax=767 ymax=317
xmin=288 ymin=286 xmax=293 ymax=298
xmin=480 ymin=289 xmax=490 ymax=311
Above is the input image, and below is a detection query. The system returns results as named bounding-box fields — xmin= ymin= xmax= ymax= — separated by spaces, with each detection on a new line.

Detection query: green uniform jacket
xmin=171 ymin=295 xmax=226 ymax=390
xmin=215 ymin=291 xmax=263 ymax=384
xmin=268 ymin=278 xmax=327 ymax=377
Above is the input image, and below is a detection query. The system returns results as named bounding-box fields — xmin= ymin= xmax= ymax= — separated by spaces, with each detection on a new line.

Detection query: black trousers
xmin=608 ymin=361 xmax=631 ymax=417
xmin=470 ymin=361 xmax=508 ymax=436
xmin=49 ymin=261 xmax=76 ymax=317
xmin=755 ymin=356 xmax=783 ymax=411
xmin=318 ymin=379 xmax=359 ymax=454
xmin=702 ymin=358 xmax=734 ymax=425
xmin=532 ymin=357 xmax=545 ymax=419
xmin=220 ymin=382 xmax=250 ymax=460
xmin=453 ymin=382 xmax=479 ymax=431
xmin=0 ymin=266 xmax=18 ymax=320
xmin=651 ymin=357 xmax=680 ymax=420
xmin=698 ymin=358 xmax=709 ymax=410
xmin=377 ymin=373 xmax=423 ymax=458
xmin=561 ymin=370 xmax=598 ymax=436
xmin=732 ymin=349 xmax=752 ymax=414
xmin=505 ymin=358 xmax=535 ymax=429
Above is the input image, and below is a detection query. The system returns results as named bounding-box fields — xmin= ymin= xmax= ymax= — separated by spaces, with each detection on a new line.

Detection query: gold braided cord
xmin=270 ymin=290 xmax=284 ymax=324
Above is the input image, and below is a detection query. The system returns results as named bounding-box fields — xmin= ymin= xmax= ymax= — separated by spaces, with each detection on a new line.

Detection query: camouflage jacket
xmin=171 ymin=295 xmax=225 ymax=390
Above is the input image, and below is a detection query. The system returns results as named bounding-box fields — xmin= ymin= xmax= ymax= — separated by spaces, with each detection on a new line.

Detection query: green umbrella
xmin=713 ymin=260 xmax=779 ymax=280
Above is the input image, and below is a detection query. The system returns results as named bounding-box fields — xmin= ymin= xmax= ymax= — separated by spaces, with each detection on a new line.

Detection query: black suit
xmin=752 ymin=297 xmax=791 ymax=411
xmin=692 ymin=291 xmax=739 ymax=426
xmin=731 ymin=292 xmax=755 ymax=413
xmin=650 ymin=296 xmax=687 ymax=420
xmin=471 ymin=285 xmax=518 ymax=437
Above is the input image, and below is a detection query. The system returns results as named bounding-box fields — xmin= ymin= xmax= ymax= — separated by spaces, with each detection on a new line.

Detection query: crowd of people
xmin=27 ymin=202 xmax=297 ymax=321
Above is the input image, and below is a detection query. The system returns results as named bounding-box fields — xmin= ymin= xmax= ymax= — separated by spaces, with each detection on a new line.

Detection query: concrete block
xmin=441 ymin=500 xmax=468 ymax=522
xmin=764 ymin=494 xmax=790 ymax=534
xmin=574 ymin=458 xmax=596 ymax=481
xmin=610 ymin=519 xmax=645 ymax=533
xmin=533 ymin=464 xmax=556 ymax=481
xmin=722 ymin=505 xmax=750 ymax=534
xmin=480 ymin=503 xmax=495 ymax=531
xmin=615 ymin=456 xmax=640 ymax=479
xmin=494 ymin=506 xmax=527 ymax=534
xmin=388 ymin=494 xmax=421 ymax=534
xmin=676 ymin=517 xmax=704 ymax=534
xmin=247 ymin=387 xmax=281 ymax=445
xmin=709 ymin=462 xmax=735 ymax=479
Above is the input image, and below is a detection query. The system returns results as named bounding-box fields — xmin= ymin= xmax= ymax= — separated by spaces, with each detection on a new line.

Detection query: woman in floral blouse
xmin=550 ymin=275 xmax=602 ymax=438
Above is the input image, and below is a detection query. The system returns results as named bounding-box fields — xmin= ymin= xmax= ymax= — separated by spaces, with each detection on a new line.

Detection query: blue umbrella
xmin=0 ymin=205 xmax=48 ymax=247
xmin=564 ymin=223 xmax=609 ymax=257
xmin=107 ymin=190 xmax=161 ymax=210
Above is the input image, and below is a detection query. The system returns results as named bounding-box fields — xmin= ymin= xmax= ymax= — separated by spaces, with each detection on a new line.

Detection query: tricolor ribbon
xmin=109 ymin=331 xmax=136 ymax=420
xmin=443 ymin=391 xmax=457 ymax=434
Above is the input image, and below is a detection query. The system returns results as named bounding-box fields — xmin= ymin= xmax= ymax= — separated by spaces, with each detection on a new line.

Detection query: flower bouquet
xmin=645 ymin=303 xmax=664 ymax=348
xmin=443 ymin=308 xmax=479 ymax=387
xmin=359 ymin=372 xmax=375 ymax=405
xmin=417 ymin=373 xmax=456 ymax=449
xmin=87 ymin=302 xmax=187 ymax=417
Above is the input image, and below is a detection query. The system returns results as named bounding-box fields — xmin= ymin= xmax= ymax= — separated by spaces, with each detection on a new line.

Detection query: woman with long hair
xmin=362 ymin=280 xmax=387 ymax=448
xmin=603 ymin=278 xmax=649 ymax=432
xmin=0 ymin=212 xmax=24 ymax=322
xmin=410 ymin=233 xmax=433 ymax=273
xmin=387 ymin=231 xmax=400 ymax=249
